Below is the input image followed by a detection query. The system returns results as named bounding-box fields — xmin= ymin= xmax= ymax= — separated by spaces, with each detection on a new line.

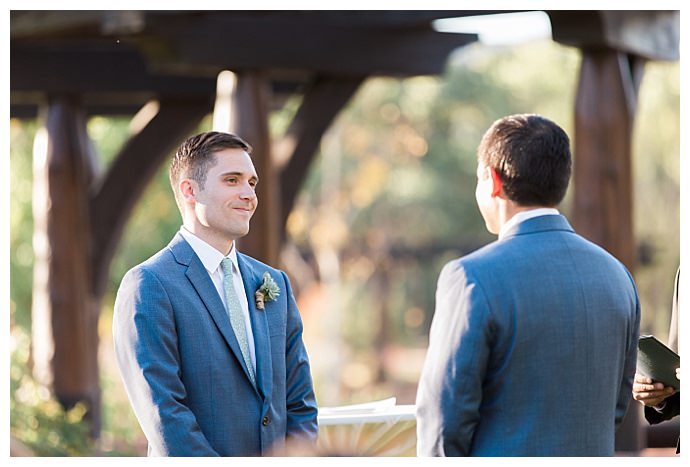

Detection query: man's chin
xmin=233 ymin=226 xmax=251 ymax=238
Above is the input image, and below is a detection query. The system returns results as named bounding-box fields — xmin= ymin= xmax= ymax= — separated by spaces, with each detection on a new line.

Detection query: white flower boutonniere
xmin=255 ymin=272 xmax=280 ymax=310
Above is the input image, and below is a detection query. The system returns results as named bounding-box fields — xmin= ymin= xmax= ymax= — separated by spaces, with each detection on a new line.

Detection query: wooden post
xmin=231 ymin=71 xmax=279 ymax=265
xmin=573 ymin=49 xmax=639 ymax=267
xmin=32 ymin=96 xmax=101 ymax=436
xmin=572 ymin=49 xmax=643 ymax=452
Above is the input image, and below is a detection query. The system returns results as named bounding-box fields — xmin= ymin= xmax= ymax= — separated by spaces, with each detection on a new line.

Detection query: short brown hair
xmin=169 ymin=131 xmax=252 ymax=208
xmin=478 ymin=114 xmax=571 ymax=207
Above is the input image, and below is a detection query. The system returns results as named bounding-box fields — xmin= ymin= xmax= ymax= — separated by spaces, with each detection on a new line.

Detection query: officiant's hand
xmin=632 ymin=373 xmax=676 ymax=407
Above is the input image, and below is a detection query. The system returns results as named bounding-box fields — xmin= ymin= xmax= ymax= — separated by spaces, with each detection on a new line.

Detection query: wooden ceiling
xmin=12 ymin=10 xmax=678 ymax=119
xmin=10 ymin=11 xmax=492 ymax=118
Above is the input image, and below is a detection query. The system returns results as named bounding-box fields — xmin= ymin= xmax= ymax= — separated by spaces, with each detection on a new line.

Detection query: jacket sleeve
xmin=280 ymin=271 xmax=318 ymax=442
xmin=113 ymin=266 xmax=219 ymax=456
xmin=644 ymin=393 xmax=680 ymax=424
xmin=416 ymin=260 xmax=492 ymax=456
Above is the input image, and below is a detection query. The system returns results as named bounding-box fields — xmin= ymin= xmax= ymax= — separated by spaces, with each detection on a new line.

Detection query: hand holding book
xmin=637 ymin=335 xmax=680 ymax=391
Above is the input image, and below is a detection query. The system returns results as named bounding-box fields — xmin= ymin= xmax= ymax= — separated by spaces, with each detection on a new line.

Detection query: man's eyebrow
xmin=219 ymin=171 xmax=259 ymax=182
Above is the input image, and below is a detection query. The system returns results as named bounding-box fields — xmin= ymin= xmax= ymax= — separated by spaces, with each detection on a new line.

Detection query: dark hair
xmin=169 ymin=131 xmax=252 ymax=207
xmin=478 ymin=114 xmax=571 ymax=206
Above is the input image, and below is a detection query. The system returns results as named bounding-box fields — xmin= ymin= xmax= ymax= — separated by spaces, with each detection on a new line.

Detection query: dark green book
xmin=637 ymin=335 xmax=680 ymax=391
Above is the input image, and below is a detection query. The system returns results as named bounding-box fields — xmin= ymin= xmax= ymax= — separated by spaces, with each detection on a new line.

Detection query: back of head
xmin=478 ymin=114 xmax=572 ymax=207
xmin=169 ymin=131 xmax=252 ymax=210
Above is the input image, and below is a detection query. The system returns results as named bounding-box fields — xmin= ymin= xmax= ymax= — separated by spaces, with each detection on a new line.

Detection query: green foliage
xmin=10 ymin=120 xmax=37 ymax=332
xmin=10 ymin=326 xmax=94 ymax=456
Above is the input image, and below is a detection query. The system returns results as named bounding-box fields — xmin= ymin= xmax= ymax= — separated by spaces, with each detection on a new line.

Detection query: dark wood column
xmin=231 ymin=71 xmax=279 ymax=265
xmin=572 ymin=49 xmax=644 ymax=452
xmin=573 ymin=49 xmax=641 ymax=268
xmin=32 ymin=96 xmax=102 ymax=435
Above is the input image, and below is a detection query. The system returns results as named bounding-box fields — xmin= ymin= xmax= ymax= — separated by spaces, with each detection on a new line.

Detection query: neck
xmin=496 ymin=200 xmax=548 ymax=232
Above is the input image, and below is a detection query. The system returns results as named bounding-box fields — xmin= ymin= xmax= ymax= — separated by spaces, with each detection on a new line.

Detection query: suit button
xmin=262 ymin=416 xmax=270 ymax=426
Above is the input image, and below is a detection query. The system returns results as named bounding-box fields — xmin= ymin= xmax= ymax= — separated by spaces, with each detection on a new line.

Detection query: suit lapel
xmin=170 ymin=234 xmax=258 ymax=390
xmin=238 ymin=254 xmax=273 ymax=401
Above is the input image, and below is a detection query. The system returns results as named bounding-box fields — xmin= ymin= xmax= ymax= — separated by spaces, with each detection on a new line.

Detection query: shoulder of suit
xmin=459 ymin=239 xmax=505 ymax=265
xmin=125 ymin=245 xmax=179 ymax=279
xmin=443 ymin=243 xmax=496 ymax=277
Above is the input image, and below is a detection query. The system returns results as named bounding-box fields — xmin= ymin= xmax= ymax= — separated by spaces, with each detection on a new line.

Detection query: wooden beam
xmin=230 ymin=71 xmax=279 ymax=265
xmin=147 ymin=16 xmax=476 ymax=76
xmin=90 ymin=97 xmax=213 ymax=298
xmin=31 ymin=96 xmax=101 ymax=436
xmin=10 ymin=44 xmax=218 ymax=96
xmin=548 ymin=10 xmax=679 ymax=61
xmin=9 ymin=10 xmax=491 ymax=38
xmin=9 ymin=11 xmax=145 ymax=39
xmin=10 ymin=44 xmax=308 ymax=118
xmin=278 ymin=75 xmax=364 ymax=229
xmin=10 ymin=10 xmax=105 ymax=38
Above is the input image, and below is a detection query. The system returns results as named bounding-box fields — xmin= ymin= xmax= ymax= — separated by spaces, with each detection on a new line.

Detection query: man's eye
xmin=226 ymin=178 xmax=237 ymax=184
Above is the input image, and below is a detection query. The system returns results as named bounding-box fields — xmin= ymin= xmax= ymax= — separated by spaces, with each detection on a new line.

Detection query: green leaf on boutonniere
xmin=255 ymin=272 xmax=280 ymax=310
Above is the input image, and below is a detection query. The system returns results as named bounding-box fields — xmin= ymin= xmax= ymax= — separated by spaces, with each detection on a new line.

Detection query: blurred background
xmin=9 ymin=11 xmax=679 ymax=456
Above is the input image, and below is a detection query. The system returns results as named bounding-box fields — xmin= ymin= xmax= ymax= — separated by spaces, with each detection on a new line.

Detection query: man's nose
xmin=239 ymin=183 xmax=257 ymax=200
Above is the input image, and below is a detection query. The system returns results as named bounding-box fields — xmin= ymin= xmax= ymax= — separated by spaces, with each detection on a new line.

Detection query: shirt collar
xmin=179 ymin=226 xmax=239 ymax=274
xmin=498 ymin=208 xmax=560 ymax=240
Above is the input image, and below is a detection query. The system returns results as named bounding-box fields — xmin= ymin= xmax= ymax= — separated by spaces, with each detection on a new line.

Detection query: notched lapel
xmin=238 ymin=255 xmax=273 ymax=401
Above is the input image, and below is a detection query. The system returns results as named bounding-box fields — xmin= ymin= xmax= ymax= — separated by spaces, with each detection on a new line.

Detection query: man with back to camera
xmin=416 ymin=114 xmax=640 ymax=456
xmin=113 ymin=131 xmax=318 ymax=456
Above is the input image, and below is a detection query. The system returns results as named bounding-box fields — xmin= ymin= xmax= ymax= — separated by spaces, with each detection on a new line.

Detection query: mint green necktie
xmin=221 ymin=258 xmax=256 ymax=386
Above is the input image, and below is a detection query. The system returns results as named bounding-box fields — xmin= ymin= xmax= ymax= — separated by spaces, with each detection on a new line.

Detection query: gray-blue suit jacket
xmin=416 ymin=215 xmax=640 ymax=456
xmin=113 ymin=233 xmax=318 ymax=456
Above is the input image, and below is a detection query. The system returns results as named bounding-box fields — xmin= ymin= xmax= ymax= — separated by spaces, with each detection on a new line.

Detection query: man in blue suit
xmin=113 ymin=132 xmax=317 ymax=456
xmin=416 ymin=114 xmax=640 ymax=456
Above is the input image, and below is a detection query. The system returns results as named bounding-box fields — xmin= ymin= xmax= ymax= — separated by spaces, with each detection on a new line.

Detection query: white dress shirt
xmin=179 ymin=227 xmax=256 ymax=371
xmin=498 ymin=208 xmax=560 ymax=240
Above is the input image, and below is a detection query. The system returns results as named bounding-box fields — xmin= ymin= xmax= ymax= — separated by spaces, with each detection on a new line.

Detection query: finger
xmin=634 ymin=388 xmax=674 ymax=400
xmin=633 ymin=382 xmax=665 ymax=392
xmin=634 ymin=374 xmax=653 ymax=384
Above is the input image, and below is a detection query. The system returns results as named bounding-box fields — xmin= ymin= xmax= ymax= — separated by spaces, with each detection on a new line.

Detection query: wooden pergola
xmin=10 ymin=10 xmax=679 ymax=450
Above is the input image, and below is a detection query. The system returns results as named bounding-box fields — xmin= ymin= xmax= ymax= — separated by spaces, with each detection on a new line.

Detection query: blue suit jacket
xmin=113 ymin=233 xmax=318 ymax=456
xmin=416 ymin=215 xmax=640 ymax=456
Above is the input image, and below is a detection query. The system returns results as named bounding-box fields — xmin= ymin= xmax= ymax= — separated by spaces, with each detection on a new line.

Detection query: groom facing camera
xmin=416 ymin=114 xmax=640 ymax=456
xmin=113 ymin=132 xmax=318 ymax=456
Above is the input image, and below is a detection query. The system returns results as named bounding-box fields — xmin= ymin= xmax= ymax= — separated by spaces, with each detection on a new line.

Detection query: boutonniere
xmin=255 ymin=272 xmax=280 ymax=310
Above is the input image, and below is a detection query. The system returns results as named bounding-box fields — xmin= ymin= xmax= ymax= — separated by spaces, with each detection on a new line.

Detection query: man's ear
xmin=489 ymin=167 xmax=503 ymax=198
xmin=180 ymin=179 xmax=197 ymax=203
